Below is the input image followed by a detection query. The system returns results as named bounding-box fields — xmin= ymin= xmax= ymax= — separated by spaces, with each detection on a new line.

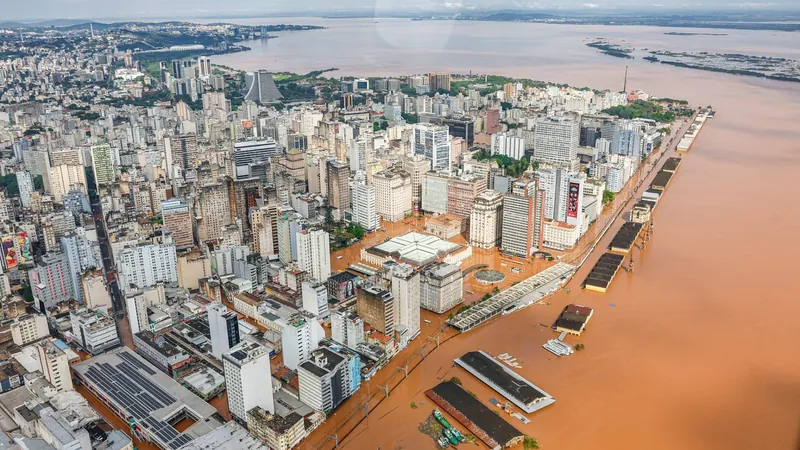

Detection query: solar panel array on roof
xmin=79 ymin=355 xmax=194 ymax=450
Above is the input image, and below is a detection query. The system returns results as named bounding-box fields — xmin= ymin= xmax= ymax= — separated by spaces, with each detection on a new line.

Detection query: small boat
xmin=443 ymin=428 xmax=459 ymax=445
xmin=433 ymin=410 xmax=451 ymax=428
xmin=451 ymin=427 xmax=465 ymax=442
xmin=437 ymin=436 xmax=450 ymax=448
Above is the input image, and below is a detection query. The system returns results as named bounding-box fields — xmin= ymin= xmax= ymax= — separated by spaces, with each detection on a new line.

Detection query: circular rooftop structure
xmin=474 ymin=269 xmax=505 ymax=284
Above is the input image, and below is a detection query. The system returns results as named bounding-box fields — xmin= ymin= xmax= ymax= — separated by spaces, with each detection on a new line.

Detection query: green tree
xmin=524 ymin=436 xmax=540 ymax=450
xmin=346 ymin=223 xmax=366 ymax=240
xmin=602 ymin=190 xmax=615 ymax=205
xmin=0 ymin=174 xmax=20 ymax=197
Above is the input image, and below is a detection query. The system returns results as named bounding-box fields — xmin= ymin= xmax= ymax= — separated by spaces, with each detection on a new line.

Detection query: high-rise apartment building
xmin=500 ymin=178 xmax=545 ymax=257
xmin=233 ymin=139 xmax=279 ymax=179
xmin=61 ymin=232 xmax=101 ymax=303
xmin=391 ymin=264 xmax=421 ymax=343
xmin=428 ymin=72 xmax=451 ymax=92
xmin=419 ymin=263 xmax=463 ymax=314
xmin=197 ymin=56 xmax=212 ymax=78
xmin=373 ymin=167 xmax=412 ymax=222
xmin=34 ymin=339 xmax=74 ymax=392
xmin=30 ymin=252 xmax=76 ymax=312
xmin=208 ymin=303 xmax=241 ymax=360
xmin=351 ymin=178 xmax=378 ymax=232
xmin=165 ymin=134 xmax=198 ymax=173
xmin=356 ymin=282 xmax=395 ymax=336
xmin=117 ymin=243 xmax=178 ymax=294
xmin=49 ymin=164 xmax=87 ymax=203
xmin=297 ymin=229 xmax=331 ymax=282
xmin=161 ymin=199 xmax=194 ymax=249
xmin=282 ymin=313 xmax=325 ymax=371
xmin=298 ymin=347 xmax=357 ymax=413
xmin=402 ymin=155 xmax=430 ymax=211
xmin=326 ymin=160 xmax=350 ymax=211
xmin=9 ymin=314 xmax=49 ymax=346
xmin=90 ymin=144 xmax=115 ymax=186
xmin=413 ymin=124 xmax=451 ymax=173
xmin=331 ymin=310 xmax=365 ymax=349
xmin=535 ymin=167 xmax=583 ymax=223
xmin=486 ymin=108 xmax=500 ymax=134
xmin=491 ymin=133 xmax=526 ymax=160
xmin=611 ymin=129 xmax=643 ymax=158
xmin=196 ymin=183 xmax=230 ymax=242
xmin=15 ymin=171 xmax=34 ymax=208
xmin=533 ymin=117 xmax=580 ymax=167
xmin=422 ymin=172 xmax=487 ymax=218
xmin=223 ymin=341 xmax=275 ymax=422
xmin=469 ymin=190 xmax=504 ymax=249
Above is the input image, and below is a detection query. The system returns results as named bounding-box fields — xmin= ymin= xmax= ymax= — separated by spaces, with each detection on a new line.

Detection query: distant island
xmin=586 ymin=40 xmax=634 ymax=59
xmin=663 ymin=32 xmax=728 ymax=36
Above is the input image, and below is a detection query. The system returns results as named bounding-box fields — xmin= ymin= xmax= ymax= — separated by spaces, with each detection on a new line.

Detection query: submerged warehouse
xmin=583 ymin=253 xmax=625 ymax=293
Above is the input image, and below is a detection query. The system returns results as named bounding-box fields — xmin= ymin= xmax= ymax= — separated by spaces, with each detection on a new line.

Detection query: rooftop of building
xmin=299 ymin=347 xmax=345 ymax=377
xmin=72 ymin=348 xmax=220 ymax=450
xmin=134 ymin=330 xmax=191 ymax=360
xmin=421 ymin=262 xmax=461 ymax=280
xmin=247 ymin=406 xmax=303 ymax=435
xmin=223 ymin=341 xmax=269 ymax=366
xmin=176 ymin=422 xmax=268 ymax=450
xmin=368 ymin=232 xmax=462 ymax=267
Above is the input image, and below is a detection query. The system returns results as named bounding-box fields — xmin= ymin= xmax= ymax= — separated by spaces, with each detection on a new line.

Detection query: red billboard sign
xmin=567 ymin=182 xmax=580 ymax=219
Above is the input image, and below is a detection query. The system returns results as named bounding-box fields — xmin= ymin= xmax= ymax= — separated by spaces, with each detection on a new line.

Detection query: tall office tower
xmin=419 ymin=263 xmax=463 ymax=314
xmin=442 ymin=116 xmax=476 ymax=146
xmin=403 ymin=155 xmax=431 ymax=211
xmin=161 ymin=199 xmax=194 ymax=249
xmin=356 ymin=282 xmax=395 ymax=336
xmin=428 ymin=72 xmax=451 ymax=92
xmin=50 ymin=148 xmax=83 ymax=167
xmin=421 ymin=172 xmax=487 ymax=218
xmin=611 ymin=129 xmax=643 ymax=158
xmin=536 ymin=167 xmax=579 ymax=222
xmin=197 ymin=56 xmax=212 ymax=78
xmin=117 ymin=243 xmax=178 ymax=294
xmin=61 ymin=232 xmax=101 ymax=302
xmin=533 ymin=117 xmax=580 ymax=167
xmin=233 ymin=138 xmax=278 ymax=178
xmin=282 ymin=313 xmax=325 ymax=370
xmin=413 ymin=124 xmax=452 ymax=173
xmin=301 ymin=280 xmax=330 ymax=320
xmin=469 ymin=190 xmax=504 ymax=249
xmin=196 ymin=183 xmax=230 ymax=242
xmin=90 ymin=144 xmax=115 ymax=187
xmin=351 ymin=178 xmax=378 ymax=232
xmin=49 ymin=165 xmax=87 ymax=203
xmin=491 ymin=133 xmax=526 ymax=160
xmin=16 ymin=171 xmax=34 ymax=208
xmin=29 ymin=253 xmax=76 ymax=312
xmin=251 ymin=205 xmax=278 ymax=257
xmin=279 ymin=148 xmax=307 ymax=183
xmin=164 ymin=134 xmax=198 ymax=173
xmin=331 ymin=309 xmax=365 ymax=348
xmin=326 ymin=160 xmax=350 ymax=211
xmin=243 ymin=70 xmax=283 ymax=103
xmin=223 ymin=341 xmax=275 ymax=421
xmin=298 ymin=347 xmax=356 ymax=412
xmin=348 ymin=137 xmax=371 ymax=173
xmin=34 ymin=340 xmax=74 ymax=392
xmin=373 ymin=167 xmax=412 ymax=222
xmin=208 ymin=303 xmax=240 ymax=360
xmin=486 ymin=107 xmax=501 ymax=134
xmin=500 ymin=178 xmax=544 ymax=257
xmin=297 ymin=229 xmax=331 ymax=282
xmin=171 ymin=60 xmax=183 ymax=79
xmin=391 ymin=264 xmax=421 ymax=343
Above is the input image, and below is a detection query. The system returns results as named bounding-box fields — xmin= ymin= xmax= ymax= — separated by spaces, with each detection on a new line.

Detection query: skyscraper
xmin=428 ymin=72 xmax=451 ymax=92
xmin=161 ymin=199 xmax=194 ymax=249
xmin=391 ymin=264 xmax=421 ymax=343
xmin=469 ymin=190 xmax=504 ymax=249
xmin=533 ymin=117 xmax=580 ymax=167
xmin=208 ymin=303 xmax=240 ymax=360
xmin=326 ymin=160 xmax=350 ymax=211
xmin=301 ymin=280 xmax=330 ymax=320
xmin=223 ymin=341 xmax=275 ymax=422
xmin=403 ymin=155 xmax=431 ymax=211
xmin=419 ymin=263 xmax=463 ymax=314
xmin=164 ymin=134 xmax=198 ymax=173
xmin=171 ymin=60 xmax=183 ymax=79
xmin=351 ymin=177 xmax=378 ymax=232
xmin=90 ymin=144 xmax=114 ymax=187
xmin=486 ymin=108 xmax=501 ymax=134
xmin=500 ymin=178 xmax=545 ymax=257
xmin=29 ymin=252 xmax=76 ymax=312
xmin=356 ymin=282 xmax=395 ymax=336
xmin=15 ymin=171 xmax=34 ymax=208
xmin=298 ymin=347 xmax=357 ymax=412
xmin=196 ymin=183 xmax=230 ymax=242
xmin=413 ymin=124 xmax=451 ymax=173
xmin=373 ymin=167 xmax=412 ymax=222
xmin=297 ymin=229 xmax=331 ymax=282
xmin=197 ymin=56 xmax=212 ymax=79
xmin=244 ymin=70 xmax=283 ymax=103
xmin=331 ymin=310 xmax=365 ymax=349
xmin=116 ymin=243 xmax=178 ymax=295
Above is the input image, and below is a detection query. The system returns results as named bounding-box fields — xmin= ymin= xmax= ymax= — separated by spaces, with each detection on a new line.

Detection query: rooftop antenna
xmin=623 ymin=66 xmax=628 ymax=93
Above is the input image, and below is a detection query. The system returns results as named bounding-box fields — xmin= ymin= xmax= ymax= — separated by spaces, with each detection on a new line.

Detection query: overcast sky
xmin=3 ymin=0 xmax=794 ymax=21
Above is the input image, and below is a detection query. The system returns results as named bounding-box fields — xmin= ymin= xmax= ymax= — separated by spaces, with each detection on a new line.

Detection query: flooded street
xmin=215 ymin=18 xmax=800 ymax=450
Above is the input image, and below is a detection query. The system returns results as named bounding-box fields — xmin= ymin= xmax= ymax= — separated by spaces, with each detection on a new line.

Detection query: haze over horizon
xmin=2 ymin=0 xmax=797 ymax=22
